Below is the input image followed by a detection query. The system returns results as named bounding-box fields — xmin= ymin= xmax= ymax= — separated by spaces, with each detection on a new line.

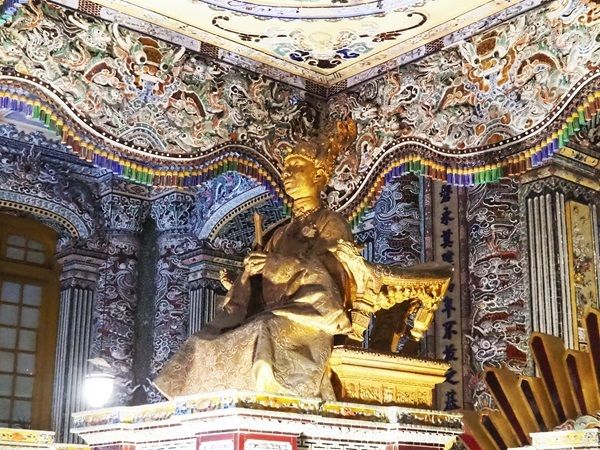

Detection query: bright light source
xmin=84 ymin=372 xmax=115 ymax=408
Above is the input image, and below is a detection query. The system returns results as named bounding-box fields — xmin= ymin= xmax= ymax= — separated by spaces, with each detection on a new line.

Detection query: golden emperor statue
xmin=155 ymin=120 xmax=452 ymax=401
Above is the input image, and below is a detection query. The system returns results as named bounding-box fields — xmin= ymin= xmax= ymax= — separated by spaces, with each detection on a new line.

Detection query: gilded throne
xmin=154 ymin=120 xmax=452 ymax=407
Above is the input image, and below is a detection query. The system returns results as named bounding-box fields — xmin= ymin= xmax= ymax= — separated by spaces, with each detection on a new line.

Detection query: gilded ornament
xmin=329 ymin=346 xmax=448 ymax=407
xmin=301 ymin=224 xmax=317 ymax=238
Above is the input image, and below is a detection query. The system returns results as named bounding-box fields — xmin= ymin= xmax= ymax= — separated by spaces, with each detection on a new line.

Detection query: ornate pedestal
xmin=329 ymin=347 xmax=449 ymax=408
xmin=0 ymin=428 xmax=88 ymax=449
xmin=71 ymin=391 xmax=462 ymax=450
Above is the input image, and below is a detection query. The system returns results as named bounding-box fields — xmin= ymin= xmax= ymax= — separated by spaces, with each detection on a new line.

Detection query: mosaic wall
xmin=93 ymin=235 xmax=139 ymax=405
xmin=148 ymin=232 xmax=194 ymax=399
xmin=195 ymin=173 xmax=262 ymax=226
xmin=0 ymin=132 xmax=100 ymax=239
xmin=0 ymin=1 xmax=598 ymax=215
xmin=372 ymin=177 xmax=421 ymax=267
xmin=334 ymin=0 xmax=600 ymax=149
xmin=75 ymin=0 xmax=549 ymax=91
xmin=465 ymin=179 xmax=528 ymax=409
xmin=148 ymin=194 xmax=197 ymax=392
xmin=216 ymin=199 xmax=287 ymax=249
xmin=0 ymin=0 xmax=599 ymax=440
xmin=0 ymin=1 xmax=320 ymax=157
xmin=326 ymin=0 xmax=600 ymax=209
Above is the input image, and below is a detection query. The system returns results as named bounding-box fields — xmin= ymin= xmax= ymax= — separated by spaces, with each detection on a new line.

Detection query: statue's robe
xmin=154 ymin=207 xmax=352 ymax=400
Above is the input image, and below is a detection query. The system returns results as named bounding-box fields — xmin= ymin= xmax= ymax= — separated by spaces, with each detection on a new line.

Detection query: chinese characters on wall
xmin=433 ymin=183 xmax=463 ymax=411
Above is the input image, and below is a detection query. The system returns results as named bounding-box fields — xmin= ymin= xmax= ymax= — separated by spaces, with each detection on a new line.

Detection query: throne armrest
xmin=329 ymin=239 xmax=453 ymax=349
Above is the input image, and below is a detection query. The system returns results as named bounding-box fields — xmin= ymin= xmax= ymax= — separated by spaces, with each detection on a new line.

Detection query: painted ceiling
xmin=0 ymin=0 xmax=599 ymax=217
xmin=50 ymin=0 xmax=547 ymax=88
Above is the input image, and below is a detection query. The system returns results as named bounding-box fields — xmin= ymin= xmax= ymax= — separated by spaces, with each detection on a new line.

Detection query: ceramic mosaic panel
xmin=0 ymin=1 xmax=320 ymax=157
xmin=368 ymin=176 xmax=421 ymax=351
xmin=372 ymin=177 xmax=421 ymax=267
xmin=0 ymin=1 xmax=598 ymax=215
xmin=326 ymin=0 xmax=600 ymax=208
xmin=465 ymin=179 xmax=528 ymax=409
xmin=566 ymin=201 xmax=600 ymax=348
xmin=93 ymin=236 xmax=139 ymax=405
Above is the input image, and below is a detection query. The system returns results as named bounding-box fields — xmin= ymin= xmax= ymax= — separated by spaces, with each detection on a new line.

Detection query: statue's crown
xmin=284 ymin=119 xmax=357 ymax=180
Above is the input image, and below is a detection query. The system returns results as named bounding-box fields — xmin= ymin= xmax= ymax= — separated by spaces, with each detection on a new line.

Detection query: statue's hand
xmin=244 ymin=251 xmax=267 ymax=276
xmin=219 ymin=269 xmax=233 ymax=291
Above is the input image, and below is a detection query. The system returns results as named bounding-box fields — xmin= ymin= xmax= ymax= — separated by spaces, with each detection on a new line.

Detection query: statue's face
xmin=282 ymin=155 xmax=319 ymax=201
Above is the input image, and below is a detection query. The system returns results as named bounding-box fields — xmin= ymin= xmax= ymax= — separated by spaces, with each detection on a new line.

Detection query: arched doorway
xmin=0 ymin=213 xmax=59 ymax=430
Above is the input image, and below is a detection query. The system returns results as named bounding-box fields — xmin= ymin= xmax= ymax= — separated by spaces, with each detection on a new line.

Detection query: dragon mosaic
xmin=93 ymin=235 xmax=140 ymax=405
xmin=0 ymin=1 xmax=319 ymax=157
xmin=0 ymin=0 xmax=599 ymax=415
xmin=0 ymin=1 xmax=598 ymax=213
xmin=192 ymin=171 xmax=288 ymax=249
xmin=195 ymin=172 xmax=262 ymax=226
xmin=465 ymin=180 xmax=528 ymax=409
xmin=147 ymin=193 xmax=205 ymax=402
xmin=0 ymin=141 xmax=100 ymax=239
xmin=367 ymin=178 xmax=422 ymax=351
xmin=326 ymin=0 xmax=600 ymax=208
xmin=372 ymin=178 xmax=421 ymax=267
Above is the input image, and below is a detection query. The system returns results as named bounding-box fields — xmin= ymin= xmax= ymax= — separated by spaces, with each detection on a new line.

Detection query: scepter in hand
xmin=219 ymin=211 xmax=264 ymax=291
xmin=253 ymin=211 xmax=264 ymax=251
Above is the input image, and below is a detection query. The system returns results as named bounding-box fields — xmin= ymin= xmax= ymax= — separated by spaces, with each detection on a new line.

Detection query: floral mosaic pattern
xmin=148 ymin=195 xmax=201 ymax=401
xmin=368 ymin=176 xmax=422 ymax=351
xmin=67 ymin=0 xmax=547 ymax=87
xmin=0 ymin=0 xmax=597 ymax=215
xmin=2 ymin=1 xmax=600 ymax=424
xmin=195 ymin=173 xmax=261 ymax=225
xmin=0 ymin=143 xmax=100 ymax=238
